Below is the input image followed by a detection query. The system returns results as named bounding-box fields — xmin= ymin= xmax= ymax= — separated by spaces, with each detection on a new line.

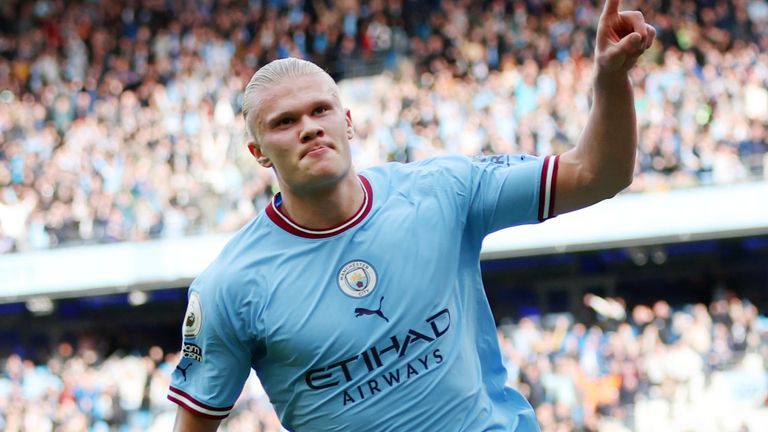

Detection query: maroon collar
xmin=265 ymin=176 xmax=373 ymax=239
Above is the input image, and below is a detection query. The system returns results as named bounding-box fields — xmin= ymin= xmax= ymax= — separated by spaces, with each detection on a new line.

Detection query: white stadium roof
xmin=1 ymin=180 xmax=766 ymax=302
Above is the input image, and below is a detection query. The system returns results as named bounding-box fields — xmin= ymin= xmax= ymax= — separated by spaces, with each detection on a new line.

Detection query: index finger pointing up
xmin=602 ymin=0 xmax=620 ymax=16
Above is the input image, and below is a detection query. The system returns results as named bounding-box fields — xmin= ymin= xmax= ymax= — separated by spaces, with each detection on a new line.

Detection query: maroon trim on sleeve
xmin=548 ymin=155 xmax=559 ymax=219
xmin=537 ymin=155 xmax=559 ymax=222
xmin=538 ymin=156 xmax=551 ymax=222
xmin=167 ymin=386 xmax=233 ymax=420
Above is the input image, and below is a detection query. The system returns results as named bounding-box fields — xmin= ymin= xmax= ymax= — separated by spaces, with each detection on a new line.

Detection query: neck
xmin=277 ymin=174 xmax=364 ymax=230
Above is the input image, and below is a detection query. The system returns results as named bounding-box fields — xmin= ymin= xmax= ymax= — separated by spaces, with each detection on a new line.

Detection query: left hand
xmin=595 ymin=0 xmax=656 ymax=74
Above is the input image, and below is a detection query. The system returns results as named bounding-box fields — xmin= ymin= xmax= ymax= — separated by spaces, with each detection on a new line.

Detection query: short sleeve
xmin=468 ymin=153 xmax=559 ymax=236
xmin=167 ymin=278 xmax=253 ymax=420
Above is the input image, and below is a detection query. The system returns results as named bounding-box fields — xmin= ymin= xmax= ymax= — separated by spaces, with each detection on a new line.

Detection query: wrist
xmin=593 ymin=68 xmax=632 ymax=93
xmin=594 ymin=67 xmax=631 ymax=83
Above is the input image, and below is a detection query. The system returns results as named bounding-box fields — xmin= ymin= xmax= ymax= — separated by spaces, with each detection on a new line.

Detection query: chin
xmin=303 ymin=168 xmax=349 ymax=189
xmin=306 ymin=159 xmax=348 ymax=177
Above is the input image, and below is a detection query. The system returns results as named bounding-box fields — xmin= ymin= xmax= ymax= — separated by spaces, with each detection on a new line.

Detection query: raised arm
xmin=554 ymin=0 xmax=656 ymax=215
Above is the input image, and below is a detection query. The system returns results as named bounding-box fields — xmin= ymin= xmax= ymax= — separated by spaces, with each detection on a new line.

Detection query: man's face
xmin=247 ymin=73 xmax=354 ymax=194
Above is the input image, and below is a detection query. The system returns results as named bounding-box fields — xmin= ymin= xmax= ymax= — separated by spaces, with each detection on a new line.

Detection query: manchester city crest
xmin=337 ymin=260 xmax=377 ymax=298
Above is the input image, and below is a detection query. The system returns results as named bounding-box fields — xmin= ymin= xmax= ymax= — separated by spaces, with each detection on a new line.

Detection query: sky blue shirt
xmin=169 ymin=153 xmax=559 ymax=431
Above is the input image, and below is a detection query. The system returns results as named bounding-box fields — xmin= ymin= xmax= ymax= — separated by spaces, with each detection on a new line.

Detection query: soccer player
xmin=169 ymin=0 xmax=655 ymax=430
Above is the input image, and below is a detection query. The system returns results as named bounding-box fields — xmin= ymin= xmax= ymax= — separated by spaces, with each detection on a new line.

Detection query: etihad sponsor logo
xmin=341 ymin=349 xmax=444 ymax=406
xmin=305 ymin=308 xmax=450 ymax=406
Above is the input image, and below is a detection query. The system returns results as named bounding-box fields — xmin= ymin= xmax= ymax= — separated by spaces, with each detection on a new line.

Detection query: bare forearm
xmin=552 ymin=0 xmax=653 ymax=216
xmin=556 ymin=71 xmax=636 ymax=213
xmin=578 ymin=70 xmax=637 ymax=193
xmin=174 ymin=407 xmax=221 ymax=432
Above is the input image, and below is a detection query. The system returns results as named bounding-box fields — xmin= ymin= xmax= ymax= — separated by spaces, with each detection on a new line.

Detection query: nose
xmin=300 ymin=116 xmax=324 ymax=143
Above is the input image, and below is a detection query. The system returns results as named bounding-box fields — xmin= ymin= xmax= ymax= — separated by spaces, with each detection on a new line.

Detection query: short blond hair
xmin=242 ymin=58 xmax=339 ymax=141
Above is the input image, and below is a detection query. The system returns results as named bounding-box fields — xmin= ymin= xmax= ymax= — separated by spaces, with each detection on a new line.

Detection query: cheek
xmin=262 ymin=131 xmax=294 ymax=153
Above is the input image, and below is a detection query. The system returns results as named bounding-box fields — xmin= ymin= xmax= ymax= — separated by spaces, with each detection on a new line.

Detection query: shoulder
xmin=397 ymin=154 xmax=541 ymax=179
xmin=189 ymin=236 xmax=270 ymax=340
xmin=361 ymin=155 xmax=476 ymax=187
xmin=362 ymin=154 xmax=473 ymax=174
xmin=192 ymin=215 xmax=272 ymax=307
xmin=471 ymin=153 xmax=542 ymax=168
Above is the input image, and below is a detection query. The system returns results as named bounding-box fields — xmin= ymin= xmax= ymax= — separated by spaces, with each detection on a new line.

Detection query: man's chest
xmin=253 ymin=202 xmax=463 ymax=375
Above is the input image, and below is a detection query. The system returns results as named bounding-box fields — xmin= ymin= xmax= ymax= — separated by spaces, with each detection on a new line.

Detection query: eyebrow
xmin=264 ymin=110 xmax=295 ymax=127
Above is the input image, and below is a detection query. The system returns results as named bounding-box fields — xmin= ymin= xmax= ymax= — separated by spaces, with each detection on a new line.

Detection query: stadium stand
xmin=0 ymin=292 xmax=765 ymax=431
xmin=0 ymin=0 xmax=766 ymax=252
xmin=0 ymin=0 xmax=767 ymax=431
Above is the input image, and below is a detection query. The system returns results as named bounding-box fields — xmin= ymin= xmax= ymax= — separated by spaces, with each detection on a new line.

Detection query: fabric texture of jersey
xmin=168 ymin=154 xmax=559 ymax=431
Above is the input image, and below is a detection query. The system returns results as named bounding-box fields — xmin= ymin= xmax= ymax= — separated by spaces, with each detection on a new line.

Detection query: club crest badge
xmin=183 ymin=292 xmax=203 ymax=338
xmin=338 ymin=260 xmax=377 ymax=298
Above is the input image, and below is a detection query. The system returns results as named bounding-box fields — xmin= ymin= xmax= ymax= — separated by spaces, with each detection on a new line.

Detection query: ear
xmin=247 ymin=141 xmax=273 ymax=168
xmin=345 ymin=109 xmax=354 ymax=140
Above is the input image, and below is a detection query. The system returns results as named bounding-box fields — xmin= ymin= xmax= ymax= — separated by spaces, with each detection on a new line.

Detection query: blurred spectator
xmin=2 ymin=295 xmax=766 ymax=431
xmin=1 ymin=0 xmax=767 ymax=254
xmin=499 ymin=295 xmax=768 ymax=432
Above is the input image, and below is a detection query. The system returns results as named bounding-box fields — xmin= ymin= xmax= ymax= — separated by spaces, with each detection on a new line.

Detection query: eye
xmin=313 ymin=106 xmax=329 ymax=115
xmin=277 ymin=117 xmax=294 ymax=126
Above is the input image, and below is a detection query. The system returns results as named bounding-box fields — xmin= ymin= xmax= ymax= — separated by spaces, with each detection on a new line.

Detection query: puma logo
xmin=176 ymin=362 xmax=192 ymax=381
xmin=354 ymin=296 xmax=389 ymax=322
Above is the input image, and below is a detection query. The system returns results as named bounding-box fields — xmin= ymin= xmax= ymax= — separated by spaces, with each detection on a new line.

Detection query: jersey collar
xmin=265 ymin=175 xmax=373 ymax=239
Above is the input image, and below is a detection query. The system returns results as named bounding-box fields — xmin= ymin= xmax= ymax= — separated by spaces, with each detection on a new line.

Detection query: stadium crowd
xmin=0 ymin=294 xmax=765 ymax=431
xmin=1 ymin=0 xmax=768 ymax=253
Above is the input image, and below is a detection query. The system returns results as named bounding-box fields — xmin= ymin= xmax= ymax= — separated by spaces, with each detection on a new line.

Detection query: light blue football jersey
xmin=169 ymin=153 xmax=559 ymax=431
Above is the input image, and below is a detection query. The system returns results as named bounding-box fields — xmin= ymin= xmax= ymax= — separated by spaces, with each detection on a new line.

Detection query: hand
xmin=595 ymin=0 xmax=656 ymax=74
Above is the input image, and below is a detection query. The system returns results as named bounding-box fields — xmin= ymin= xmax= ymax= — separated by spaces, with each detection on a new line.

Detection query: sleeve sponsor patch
xmin=183 ymin=292 xmax=203 ymax=338
xmin=182 ymin=342 xmax=203 ymax=362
